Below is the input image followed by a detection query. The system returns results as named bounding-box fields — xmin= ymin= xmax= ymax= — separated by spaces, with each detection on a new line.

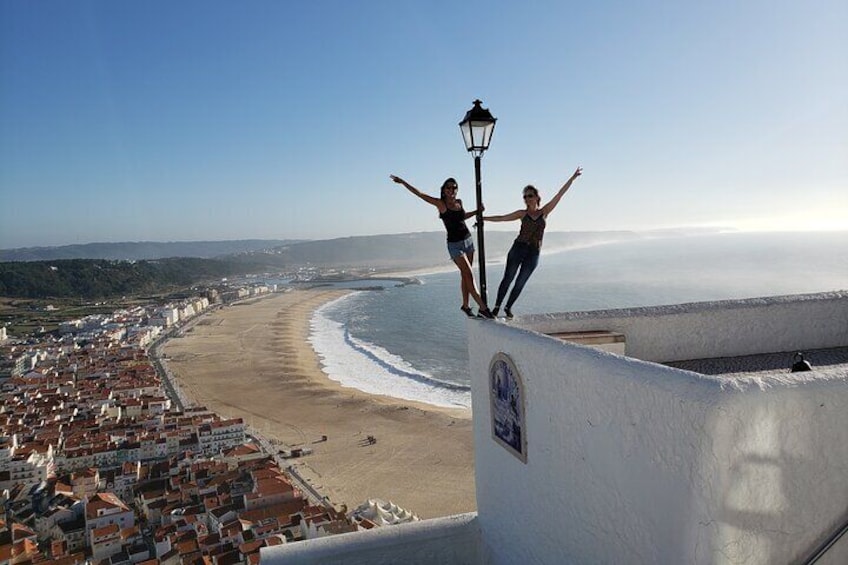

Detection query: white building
xmin=197 ymin=418 xmax=246 ymax=455
xmin=84 ymin=492 xmax=134 ymax=543
xmin=127 ymin=325 xmax=161 ymax=348
xmin=2 ymin=451 xmax=50 ymax=489
xmin=34 ymin=506 xmax=77 ymax=543
xmin=262 ymin=291 xmax=848 ymax=564
xmin=153 ymin=306 xmax=180 ymax=327
xmin=193 ymin=297 xmax=209 ymax=312
xmin=90 ymin=523 xmax=122 ymax=561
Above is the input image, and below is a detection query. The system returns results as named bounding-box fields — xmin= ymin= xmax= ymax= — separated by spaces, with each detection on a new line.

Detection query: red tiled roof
xmin=92 ymin=523 xmax=120 ymax=539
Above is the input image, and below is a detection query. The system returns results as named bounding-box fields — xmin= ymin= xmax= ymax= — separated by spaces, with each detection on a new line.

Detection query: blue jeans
xmin=495 ymin=242 xmax=540 ymax=309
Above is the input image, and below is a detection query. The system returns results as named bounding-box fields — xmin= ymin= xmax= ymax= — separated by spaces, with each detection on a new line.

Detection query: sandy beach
xmin=162 ymin=289 xmax=476 ymax=519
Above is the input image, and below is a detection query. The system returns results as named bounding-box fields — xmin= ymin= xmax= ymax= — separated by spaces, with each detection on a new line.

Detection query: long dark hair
xmin=440 ymin=178 xmax=458 ymax=202
xmin=522 ymin=184 xmax=540 ymax=204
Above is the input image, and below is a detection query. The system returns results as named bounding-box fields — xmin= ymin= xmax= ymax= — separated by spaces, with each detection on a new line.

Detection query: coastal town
xmin=0 ymin=279 xmax=414 ymax=564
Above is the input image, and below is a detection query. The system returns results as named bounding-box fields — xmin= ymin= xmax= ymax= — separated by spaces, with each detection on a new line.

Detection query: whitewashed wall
xmin=522 ymin=291 xmax=848 ymax=362
xmin=467 ymin=291 xmax=848 ymax=565
xmin=260 ymin=512 xmax=480 ymax=564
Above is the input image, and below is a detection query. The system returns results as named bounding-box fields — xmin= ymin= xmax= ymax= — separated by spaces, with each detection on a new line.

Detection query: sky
xmin=1 ymin=1 xmax=846 ymax=249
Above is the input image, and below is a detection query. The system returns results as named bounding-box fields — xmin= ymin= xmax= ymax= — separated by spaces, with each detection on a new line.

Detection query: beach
xmin=162 ymin=288 xmax=476 ymax=519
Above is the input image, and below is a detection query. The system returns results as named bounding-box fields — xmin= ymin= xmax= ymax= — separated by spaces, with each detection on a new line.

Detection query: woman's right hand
xmin=389 ymin=174 xmax=405 ymax=185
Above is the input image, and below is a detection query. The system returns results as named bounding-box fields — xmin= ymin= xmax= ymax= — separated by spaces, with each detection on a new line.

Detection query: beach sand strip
xmin=162 ymin=288 xmax=476 ymax=519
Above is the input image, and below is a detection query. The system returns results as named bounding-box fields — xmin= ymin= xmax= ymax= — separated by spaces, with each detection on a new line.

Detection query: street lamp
xmin=459 ymin=99 xmax=497 ymax=304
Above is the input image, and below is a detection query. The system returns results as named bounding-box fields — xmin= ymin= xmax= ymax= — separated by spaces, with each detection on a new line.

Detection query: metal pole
xmin=474 ymin=154 xmax=488 ymax=305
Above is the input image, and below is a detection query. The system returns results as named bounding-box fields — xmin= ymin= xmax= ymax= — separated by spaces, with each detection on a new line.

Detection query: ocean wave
xmin=308 ymin=294 xmax=471 ymax=409
xmin=343 ymin=328 xmax=471 ymax=393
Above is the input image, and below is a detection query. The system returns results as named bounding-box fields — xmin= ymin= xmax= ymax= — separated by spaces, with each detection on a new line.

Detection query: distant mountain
xmin=247 ymin=230 xmax=650 ymax=271
xmin=2 ymin=228 xmax=727 ymax=267
xmin=0 ymin=240 xmax=301 ymax=262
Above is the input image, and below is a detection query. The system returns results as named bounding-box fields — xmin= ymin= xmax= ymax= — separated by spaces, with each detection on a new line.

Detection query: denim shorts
xmin=447 ymin=235 xmax=475 ymax=260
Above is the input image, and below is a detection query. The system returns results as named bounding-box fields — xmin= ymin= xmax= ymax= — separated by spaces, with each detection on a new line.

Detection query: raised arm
xmin=540 ymin=167 xmax=583 ymax=216
xmin=483 ymin=209 xmax=525 ymax=222
xmin=390 ymin=175 xmax=444 ymax=210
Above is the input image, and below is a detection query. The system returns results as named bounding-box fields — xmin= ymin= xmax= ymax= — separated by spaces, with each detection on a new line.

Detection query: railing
xmin=800 ymin=511 xmax=848 ymax=564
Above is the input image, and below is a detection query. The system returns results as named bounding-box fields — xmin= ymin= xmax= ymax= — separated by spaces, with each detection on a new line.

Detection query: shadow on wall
xmin=704 ymin=387 xmax=848 ymax=564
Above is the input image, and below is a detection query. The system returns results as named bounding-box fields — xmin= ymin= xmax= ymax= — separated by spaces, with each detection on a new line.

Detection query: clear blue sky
xmin=1 ymin=1 xmax=846 ymax=248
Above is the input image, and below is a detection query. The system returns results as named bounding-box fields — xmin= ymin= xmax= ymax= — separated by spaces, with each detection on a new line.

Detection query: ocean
xmin=307 ymin=231 xmax=848 ymax=410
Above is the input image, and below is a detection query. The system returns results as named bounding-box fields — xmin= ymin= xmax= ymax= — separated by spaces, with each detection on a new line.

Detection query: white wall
xmin=522 ymin=291 xmax=848 ymax=362
xmin=467 ymin=291 xmax=848 ymax=565
xmin=260 ymin=512 xmax=481 ymax=564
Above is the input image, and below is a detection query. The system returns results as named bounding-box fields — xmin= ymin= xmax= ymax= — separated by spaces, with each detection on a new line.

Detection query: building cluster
xmin=1 ymin=296 xmax=213 ymax=380
xmin=215 ymin=285 xmax=275 ymax=305
xmin=0 ymin=288 xmax=366 ymax=565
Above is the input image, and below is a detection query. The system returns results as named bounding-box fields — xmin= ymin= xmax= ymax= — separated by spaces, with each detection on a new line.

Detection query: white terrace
xmin=262 ymin=290 xmax=848 ymax=565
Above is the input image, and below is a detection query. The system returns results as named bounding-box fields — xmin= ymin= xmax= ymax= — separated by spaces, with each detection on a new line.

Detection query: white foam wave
xmin=308 ymin=294 xmax=471 ymax=409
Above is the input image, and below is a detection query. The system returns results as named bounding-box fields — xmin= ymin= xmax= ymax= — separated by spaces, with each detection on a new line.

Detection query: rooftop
xmin=665 ymin=345 xmax=848 ymax=380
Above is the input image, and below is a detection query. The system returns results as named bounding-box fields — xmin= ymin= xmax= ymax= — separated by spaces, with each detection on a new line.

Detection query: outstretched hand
xmin=389 ymin=174 xmax=405 ymax=185
xmin=571 ymin=167 xmax=583 ymax=180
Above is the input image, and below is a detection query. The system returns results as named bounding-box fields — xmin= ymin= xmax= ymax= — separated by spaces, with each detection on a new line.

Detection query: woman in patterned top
xmin=390 ymin=174 xmax=494 ymax=318
xmin=484 ymin=167 xmax=583 ymax=319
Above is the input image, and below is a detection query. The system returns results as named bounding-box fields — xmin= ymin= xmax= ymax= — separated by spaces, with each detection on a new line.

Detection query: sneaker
xmin=491 ymin=306 xmax=500 ymax=317
xmin=460 ymin=306 xmax=474 ymax=317
xmin=504 ymin=307 xmax=514 ymax=319
xmin=478 ymin=307 xmax=495 ymax=319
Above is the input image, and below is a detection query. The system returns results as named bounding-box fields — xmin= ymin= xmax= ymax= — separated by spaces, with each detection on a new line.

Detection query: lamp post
xmin=459 ymin=99 xmax=497 ymax=304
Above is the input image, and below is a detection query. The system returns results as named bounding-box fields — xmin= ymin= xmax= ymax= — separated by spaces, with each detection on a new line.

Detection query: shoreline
xmin=308 ymin=291 xmax=472 ymax=410
xmin=162 ymin=289 xmax=476 ymax=519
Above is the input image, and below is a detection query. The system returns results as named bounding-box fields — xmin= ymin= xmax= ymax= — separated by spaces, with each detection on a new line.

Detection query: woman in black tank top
xmin=390 ymin=174 xmax=494 ymax=319
xmin=484 ymin=167 xmax=583 ymax=319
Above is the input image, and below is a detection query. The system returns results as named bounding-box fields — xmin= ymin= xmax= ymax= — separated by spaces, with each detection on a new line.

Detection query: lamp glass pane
xmin=469 ymin=122 xmax=491 ymax=150
xmin=480 ymin=121 xmax=495 ymax=148
xmin=460 ymin=122 xmax=474 ymax=151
